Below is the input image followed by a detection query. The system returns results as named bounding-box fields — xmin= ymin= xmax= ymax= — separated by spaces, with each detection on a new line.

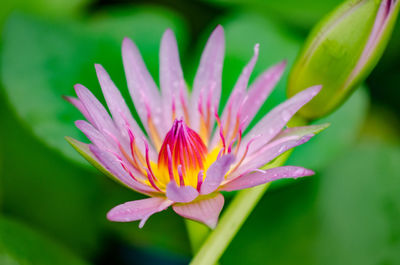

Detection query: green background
xmin=0 ymin=0 xmax=399 ymax=264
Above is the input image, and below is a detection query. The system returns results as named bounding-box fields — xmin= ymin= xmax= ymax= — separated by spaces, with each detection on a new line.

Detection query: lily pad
xmin=221 ymin=141 xmax=400 ymax=265
xmin=1 ymin=8 xmax=188 ymax=166
xmin=0 ymin=216 xmax=89 ymax=265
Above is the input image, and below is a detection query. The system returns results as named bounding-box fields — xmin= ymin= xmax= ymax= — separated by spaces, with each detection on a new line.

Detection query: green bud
xmin=288 ymin=0 xmax=399 ymax=119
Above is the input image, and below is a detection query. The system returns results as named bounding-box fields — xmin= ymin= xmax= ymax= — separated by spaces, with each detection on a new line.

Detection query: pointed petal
xmin=190 ymin=25 xmax=225 ymax=132
xmin=240 ymin=60 xmax=286 ymax=129
xmin=95 ymin=64 xmax=154 ymax=159
xmin=239 ymin=85 xmax=321 ymax=157
xmin=274 ymin=123 xmax=330 ymax=140
xmin=166 ymin=181 xmax=199 ymax=203
xmin=160 ymin=29 xmax=189 ymax=123
xmin=173 ymin=193 xmax=224 ymax=229
xmin=74 ymin=84 xmax=118 ymax=137
xmin=211 ymin=44 xmax=260 ymax=147
xmin=107 ymin=197 xmax=172 ymax=228
xmin=89 ymin=145 xmax=155 ymax=195
xmin=200 ymin=154 xmax=235 ymax=195
xmin=63 ymin=96 xmax=94 ymax=125
xmin=229 ymin=134 xmax=314 ymax=180
xmin=75 ymin=120 xmax=114 ymax=151
xmin=95 ymin=65 xmax=146 ymax=139
xmin=122 ymin=38 xmax=166 ymax=136
xmin=221 ymin=166 xmax=314 ymax=191
xmin=66 ymin=136 xmax=113 ymax=179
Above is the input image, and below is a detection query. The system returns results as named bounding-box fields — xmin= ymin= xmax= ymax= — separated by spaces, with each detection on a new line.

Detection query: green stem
xmin=189 ymin=153 xmax=289 ymax=265
xmin=185 ymin=219 xmax=210 ymax=253
xmin=189 ymin=116 xmax=307 ymax=265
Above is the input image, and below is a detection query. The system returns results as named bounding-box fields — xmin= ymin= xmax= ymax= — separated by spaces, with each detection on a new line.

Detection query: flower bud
xmin=288 ymin=0 xmax=399 ymax=119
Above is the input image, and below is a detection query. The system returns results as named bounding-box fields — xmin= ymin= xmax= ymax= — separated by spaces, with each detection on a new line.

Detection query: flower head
xmin=66 ymin=26 xmax=327 ymax=229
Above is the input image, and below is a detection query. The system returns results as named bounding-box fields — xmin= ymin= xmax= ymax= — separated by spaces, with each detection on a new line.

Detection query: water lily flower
xmin=65 ymin=26 xmax=327 ymax=229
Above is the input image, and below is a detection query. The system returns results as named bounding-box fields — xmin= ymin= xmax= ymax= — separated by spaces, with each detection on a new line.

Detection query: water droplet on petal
xmin=281 ymin=110 xmax=292 ymax=122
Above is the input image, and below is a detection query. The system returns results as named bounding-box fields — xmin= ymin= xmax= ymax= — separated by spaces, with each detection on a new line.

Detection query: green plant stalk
xmin=189 ymin=152 xmax=290 ymax=265
xmin=185 ymin=219 xmax=210 ymax=253
xmin=189 ymin=116 xmax=307 ymax=265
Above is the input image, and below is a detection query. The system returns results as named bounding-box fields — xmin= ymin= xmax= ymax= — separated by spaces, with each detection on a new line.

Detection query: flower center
xmin=157 ymin=119 xmax=208 ymax=187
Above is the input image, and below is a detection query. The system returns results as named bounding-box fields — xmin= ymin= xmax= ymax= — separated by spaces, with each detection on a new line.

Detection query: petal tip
xmin=122 ymin=37 xmax=136 ymax=52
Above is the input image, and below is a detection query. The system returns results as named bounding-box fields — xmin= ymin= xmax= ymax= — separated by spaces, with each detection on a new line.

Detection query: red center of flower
xmin=158 ymin=119 xmax=207 ymax=186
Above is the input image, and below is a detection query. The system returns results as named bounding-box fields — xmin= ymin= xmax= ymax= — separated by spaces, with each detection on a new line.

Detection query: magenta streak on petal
xmin=228 ymin=134 xmax=314 ymax=180
xmin=177 ymin=165 xmax=185 ymax=186
xmin=210 ymin=44 xmax=260 ymax=148
xmin=90 ymin=145 xmax=156 ymax=194
xmin=122 ymin=37 xmax=166 ymax=137
xmin=173 ymin=193 xmax=224 ymax=229
xmin=166 ymin=145 xmax=175 ymax=181
xmin=238 ymin=85 xmax=321 ymax=159
xmin=94 ymin=64 xmax=152 ymax=156
xmin=143 ymin=140 xmax=160 ymax=191
xmin=146 ymin=169 xmax=161 ymax=192
xmin=166 ymin=181 xmax=199 ymax=203
xmin=107 ymin=197 xmax=173 ymax=228
xmin=197 ymin=170 xmax=204 ymax=191
xmin=200 ymin=154 xmax=235 ymax=195
xmin=221 ymin=166 xmax=314 ymax=191
xmin=215 ymin=111 xmax=226 ymax=153
xmin=190 ymin=25 xmax=225 ymax=133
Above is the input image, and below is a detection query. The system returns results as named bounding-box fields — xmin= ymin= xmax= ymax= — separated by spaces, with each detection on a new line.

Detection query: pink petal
xmin=95 ymin=64 xmax=148 ymax=141
xmin=221 ymin=166 xmax=314 ymax=191
xmin=211 ymin=44 xmax=260 ymax=147
xmin=66 ymin=136 xmax=111 ymax=175
xmin=166 ymin=181 xmax=199 ymax=203
xmin=274 ymin=123 xmax=330 ymax=140
xmin=239 ymin=60 xmax=287 ymax=130
xmin=75 ymin=120 xmax=115 ymax=151
xmin=239 ymin=85 xmax=321 ymax=158
xmin=228 ymin=134 xmax=314 ymax=180
xmin=173 ymin=193 xmax=224 ymax=229
xmin=89 ymin=145 xmax=155 ymax=195
xmin=122 ymin=38 xmax=166 ymax=137
xmin=74 ymin=84 xmax=119 ymax=137
xmin=160 ymin=29 xmax=189 ymax=123
xmin=107 ymin=197 xmax=173 ymax=228
xmin=200 ymin=154 xmax=235 ymax=195
xmin=63 ymin=96 xmax=94 ymax=125
xmin=190 ymin=25 xmax=225 ymax=133
xmin=95 ymin=64 xmax=155 ymax=160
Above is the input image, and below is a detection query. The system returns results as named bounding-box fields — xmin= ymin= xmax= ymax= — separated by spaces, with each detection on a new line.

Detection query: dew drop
xmin=281 ymin=110 xmax=292 ymax=122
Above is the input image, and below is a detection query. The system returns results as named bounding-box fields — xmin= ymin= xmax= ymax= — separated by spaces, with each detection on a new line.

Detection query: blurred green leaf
xmin=0 ymin=0 xmax=90 ymax=29
xmin=286 ymin=86 xmax=368 ymax=171
xmin=1 ymin=8 xmax=188 ymax=166
xmin=0 ymin=216 xmax=89 ymax=265
xmin=202 ymin=0 xmax=342 ymax=29
xmin=316 ymin=142 xmax=400 ymax=265
xmin=0 ymin=93 xmax=103 ymax=257
xmin=220 ymin=141 xmax=400 ymax=265
xmin=0 ymin=8 xmax=190 ymax=257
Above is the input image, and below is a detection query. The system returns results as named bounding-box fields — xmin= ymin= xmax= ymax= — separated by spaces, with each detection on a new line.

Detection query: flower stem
xmin=185 ymin=219 xmax=210 ymax=253
xmin=189 ymin=152 xmax=290 ymax=265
